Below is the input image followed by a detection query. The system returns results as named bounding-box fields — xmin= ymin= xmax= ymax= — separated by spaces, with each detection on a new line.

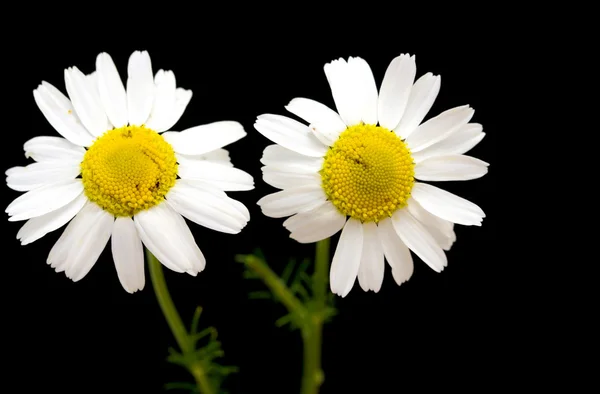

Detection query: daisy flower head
xmin=255 ymin=54 xmax=487 ymax=297
xmin=6 ymin=51 xmax=253 ymax=293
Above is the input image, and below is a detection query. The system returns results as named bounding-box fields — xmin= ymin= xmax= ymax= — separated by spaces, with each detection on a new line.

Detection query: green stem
xmin=146 ymin=250 xmax=214 ymax=394
xmin=237 ymin=254 xmax=307 ymax=320
xmin=300 ymin=238 xmax=330 ymax=394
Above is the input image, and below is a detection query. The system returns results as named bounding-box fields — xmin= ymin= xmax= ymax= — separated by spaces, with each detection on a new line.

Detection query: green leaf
xmin=281 ymin=258 xmax=296 ymax=284
xmin=165 ymin=381 xmax=200 ymax=392
xmin=190 ymin=306 xmax=203 ymax=336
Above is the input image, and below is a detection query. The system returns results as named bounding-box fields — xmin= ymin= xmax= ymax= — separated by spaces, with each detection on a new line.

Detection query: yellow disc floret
xmin=81 ymin=125 xmax=178 ymax=217
xmin=321 ymin=124 xmax=415 ymax=223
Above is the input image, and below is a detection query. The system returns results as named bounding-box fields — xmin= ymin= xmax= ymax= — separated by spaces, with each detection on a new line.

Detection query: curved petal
xmin=405 ymin=105 xmax=474 ymax=153
xmin=415 ymin=155 xmax=489 ymax=181
xmin=127 ymin=50 xmax=154 ymax=126
xmin=285 ymin=98 xmax=347 ymax=145
xmin=177 ymin=157 xmax=254 ymax=191
xmin=348 ymin=57 xmax=379 ymax=125
xmin=174 ymin=180 xmax=250 ymax=222
xmin=394 ymin=72 xmax=441 ymax=139
xmin=323 ymin=58 xmax=359 ymax=126
xmin=330 ymin=218 xmax=363 ymax=297
xmin=166 ymin=181 xmax=249 ymax=234
xmin=191 ymin=149 xmax=232 ymax=165
xmin=33 ymin=83 xmax=95 ymax=147
xmin=163 ymin=121 xmax=246 ymax=155
xmin=283 ymin=201 xmax=346 ymax=243
xmin=322 ymin=57 xmax=377 ymax=126
xmin=262 ymin=167 xmax=321 ymax=189
xmin=6 ymin=161 xmax=81 ymax=191
xmin=23 ymin=136 xmax=85 ymax=163
xmin=260 ymin=144 xmax=322 ymax=189
xmin=378 ymin=54 xmax=416 ymax=130
xmin=157 ymin=88 xmax=192 ymax=132
xmin=145 ymin=70 xmax=176 ymax=132
xmin=134 ymin=203 xmax=205 ymax=275
xmin=47 ymin=202 xmax=113 ymax=281
xmin=64 ymin=66 xmax=110 ymax=137
xmin=377 ymin=218 xmax=414 ymax=285
xmin=6 ymin=179 xmax=83 ymax=222
xmin=257 ymin=185 xmax=326 ymax=218
xmin=112 ymin=217 xmax=145 ymax=293
xmin=16 ymin=193 xmax=87 ymax=245
xmin=406 ymin=198 xmax=455 ymax=251
xmin=254 ymin=114 xmax=327 ymax=157
xmin=260 ymin=144 xmax=324 ymax=169
xmin=357 ymin=222 xmax=385 ymax=292
xmin=176 ymin=149 xmax=233 ymax=168
xmin=391 ymin=209 xmax=447 ymax=273
xmin=412 ymin=123 xmax=485 ymax=162
xmin=96 ymin=52 xmax=128 ymax=128
xmin=411 ymin=182 xmax=485 ymax=226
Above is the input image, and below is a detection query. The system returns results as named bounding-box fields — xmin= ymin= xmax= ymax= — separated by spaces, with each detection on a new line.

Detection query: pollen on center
xmin=80 ymin=125 xmax=178 ymax=217
xmin=320 ymin=123 xmax=415 ymax=223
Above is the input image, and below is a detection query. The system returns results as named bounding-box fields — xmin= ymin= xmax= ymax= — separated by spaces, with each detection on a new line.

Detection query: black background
xmin=4 ymin=15 xmax=497 ymax=394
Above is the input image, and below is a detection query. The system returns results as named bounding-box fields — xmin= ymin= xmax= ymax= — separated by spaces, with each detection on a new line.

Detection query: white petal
xmin=86 ymin=72 xmax=100 ymax=96
xmin=63 ymin=66 xmax=110 ymax=137
xmin=145 ymin=70 xmax=177 ymax=132
xmin=391 ymin=209 xmax=447 ymax=273
xmin=157 ymin=88 xmax=192 ymax=132
xmin=198 ymin=149 xmax=232 ymax=165
xmin=174 ymin=180 xmax=250 ymax=222
xmin=348 ymin=57 xmax=379 ymax=125
xmin=96 ymin=52 xmax=128 ymax=128
xmin=6 ymin=162 xmax=81 ymax=192
xmin=112 ymin=217 xmax=145 ymax=293
xmin=406 ymin=105 xmax=474 ymax=153
xmin=330 ymin=218 xmax=363 ymax=297
xmin=412 ymin=123 xmax=485 ymax=162
xmin=283 ymin=201 xmax=346 ymax=243
xmin=5 ymin=179 xmax=84 ymax=221
xmin=411 ymin=182 xmax=485 ymax=226
xmin=47 ymin=202 xmax=113 ymax=281
xmin=415 ymin=155 xmax=489 ymax=181
xmin=322 ymin=57 xmax=377 ymax=126
xmin=176 ymin=149 xmax=233 ymax=167
xmin=16 ymin=193 xmax=87 ymax=245
xmin=257 ymin=185 xmax=326 ymax=218
xmin=377 ymin=218 xmax=414 ymax=285
xmin=260 ymin=144 xmax=324 ymax=169
xmin=177 ymin=156 xmax=254 ymax=191
xmin=127 ymin=50 xmax=154 ymax=126
xmin=357 ymin=222 xmax=385 ymax=292
xmin=262 ymin=167 xmax=321 ymax=189
xmin=33 ymin=83 xmax=95 ymax=147
xmin=378 ymin=54 xmax=417 ymax=130
xmin=323 ymin=58 xmax=360 ymax=126
xmin=394 ymin=73 xmax=441 ymax=139
xmin=260 ymin=145 xmax=323 ymax=189
xmin=163 ymin=121 xmax=246 ymax=155
xmin=134 ymin=203 xmax=205 ymax=275
xmin=285 ymin=98 xmax=347 ymax=145
xmin=406 ymin=198 xmax=455 ymax=251
xmin=166 ymin=181 xmax=249 ymax=234
xmin=23 ymin=136 xmax=85 ymax=163
xmin=254 ymin=114 xmax=327 ymax=157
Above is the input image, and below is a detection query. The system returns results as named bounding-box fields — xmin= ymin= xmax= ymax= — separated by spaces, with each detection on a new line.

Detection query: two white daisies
xmin=6 ymin=51 xmax=487 ymax=296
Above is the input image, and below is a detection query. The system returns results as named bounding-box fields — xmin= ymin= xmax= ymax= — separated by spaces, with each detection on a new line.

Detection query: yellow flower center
xmin=320 ymin=124 xmax=415 ymax=223
xmin=81 ymin=125 xmax=178 ymax=217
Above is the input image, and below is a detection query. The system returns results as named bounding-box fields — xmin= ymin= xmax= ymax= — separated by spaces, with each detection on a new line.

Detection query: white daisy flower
xmin=255 ymin=54 xmax=487 ymax=297
xmin=6 ymin=51 xmax=253 ymax=293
